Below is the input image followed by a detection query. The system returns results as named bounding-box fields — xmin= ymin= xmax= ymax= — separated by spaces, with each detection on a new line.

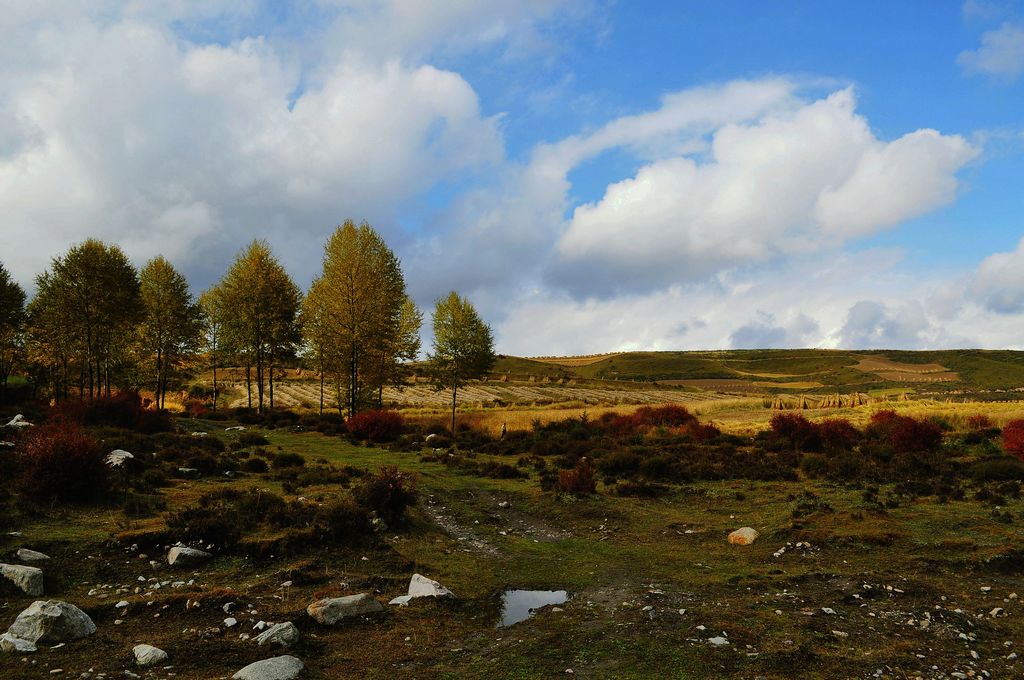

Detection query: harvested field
xmin=227 ymin=381 xmax=720 ymax=410
xmin=527 ymin=352 xmax=624 ymax=367
xmin=855 ymin=356 xmax=959 ymax=382
xmin=659 ymin=379 xmax=824 ymax=392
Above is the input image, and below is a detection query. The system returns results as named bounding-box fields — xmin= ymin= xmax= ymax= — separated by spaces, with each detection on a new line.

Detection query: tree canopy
xmin=428 ymin=291 xmax=496 ymax=432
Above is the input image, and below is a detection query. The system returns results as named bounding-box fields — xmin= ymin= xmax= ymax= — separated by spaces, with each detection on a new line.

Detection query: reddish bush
xmin=769 ymin=413 xmax=821 ymax=451
xmin=53 ymin=390 xmax=171 ymax=433
xmin=19 ymin=421 xmax=109 ymax=503
xmin=557 ymin=457 xmax=597 ymax=494
xmin=353 ymin=465 xmax=417 ymax=524
xmin=346 ymin=410 xmax=404 ymax=442
xmin=600 ymin=404 xmax=698 ymax=435
xmin=818 ymin=418 xmax=860 ymax=451
xmin=1001 ymin=419 xmax=1024 ymax=461
xmin=967 ymin=414 xmax=994 ymax=431
xmin=867 ymin=410 xmax=943 ymax=454
xmin=687 ymin=422 xmax=722 ymax=443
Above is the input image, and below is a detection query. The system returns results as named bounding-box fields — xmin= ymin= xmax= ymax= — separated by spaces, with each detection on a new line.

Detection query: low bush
xmin=271 ymin=452 xmax=306 ymax=469
xmin=347 ymin=410 xmax=404 ymax=443
xmin=769 ymin=413 xmax=822 ymax=452
xmin=969 ymin=456 xmax=1024 ymax=482
xmin=352 ymin=465 xmax=417 ymax=525
xmin=19 ymin=421 xmax=109 ymax=503
xmin=1001 ymin=419 xmax=1024 ymax=461
xmin=866 ymin=410 xmax=942 ymax=454
xmin=237 ymin=432 xmax=270 ymax=448
xmin=558 ymin=457 xmax=597 ymax=494
xmin=818 ymin=418 xmax=860 ymax=451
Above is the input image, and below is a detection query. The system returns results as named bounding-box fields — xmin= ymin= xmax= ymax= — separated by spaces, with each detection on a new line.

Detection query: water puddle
xmin=498 ymin=589 xmax=569 ymax=627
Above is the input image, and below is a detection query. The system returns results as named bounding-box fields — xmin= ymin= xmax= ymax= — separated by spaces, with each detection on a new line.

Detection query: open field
xmin=1 ymin=405 xmax=1023 ymax=680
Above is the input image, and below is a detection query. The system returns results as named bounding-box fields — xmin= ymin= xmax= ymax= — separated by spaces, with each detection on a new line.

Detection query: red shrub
xmin=687 ymin=422 xmax=722 ymax=442
xmin=867 ymin=410 xmax=942 ymax=453
xmin=769 ymin=413 xmax=821 ymax=451
xmin=1001 ymin=419 xmax=1024 ymax=461
xmin=601 ymin=405 xmax=698 ymax=436
xmin=19 ymin=421 xmax=109 ymax=503
xmin=558 ymin=457 xmax=597 ymax=494
xmin=52 ymin=390 xmax=171 ymax=433
xmin=818 ymin=418 xmax=860 ymax=451
xmin=967 ymin=414 xmax=994 ymax=431
xmin=347 ymin=410 xmax=405 ymax=442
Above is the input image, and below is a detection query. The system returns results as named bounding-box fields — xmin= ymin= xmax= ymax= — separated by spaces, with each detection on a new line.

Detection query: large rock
xmin=233 ymin=655 xmax=304 ymax=680
xmin=407 ymin=573 xmax=454 ymax=599
xmin=0 ymin=632 xmax=37 ymax=653
xmin=5 ymin=600 xmax=96 ymax=644
xmin=15 ymin=548 xmax=51 ymax=562
xmin=255 ymin=622 xmax=300 ymax=647
xmin=306 ymin=594 xmax=384 ymax=625
xmin=133 ymin=644 xmax=168 ymax=666
xmin=105 ymin=449 xmax=134 ymax=467
xmin=0 ymin=564 xmax=44 ymax=595
xmin=167 ymin=545 xmax=212 ymax=567
xmin=728 ymin=527 xmax=760 ymax=546
xmin=2 ymin=415 xmax=33 ymax=430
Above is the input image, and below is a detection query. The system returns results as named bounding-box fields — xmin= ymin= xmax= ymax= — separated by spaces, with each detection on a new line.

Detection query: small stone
xmin=15 ymin=549 xmax=51 ymax=563
xmin=232 ymin=655 xmax=303 ymax=680
xmin=254 ymin=622 xmax=300 ymax=648
xmin=707 ymin=636 xmax=729 ymax=646
xmin=727 ymin=527 xmax=759 ymax=546
xmin=224 ymin=617 xmax=238 ymax=628
xmin=307 ymin=594 xmax=384 ymax=625
xmin=0 ymin=563 xmax=44 ymax=596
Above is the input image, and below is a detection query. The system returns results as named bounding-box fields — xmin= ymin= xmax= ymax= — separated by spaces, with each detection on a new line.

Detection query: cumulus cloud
xmin=0 ymin=5 xmax=509 ymax=287
xmin=730 ymin=313 xmax=818 ymax=350
xmin=959 ymin=21 xmax=1024 ymax=80
xmin=552 ymin=89 xmax=978 ymax=296
xmin=969 ymin=236 xmax=1024 ymax=312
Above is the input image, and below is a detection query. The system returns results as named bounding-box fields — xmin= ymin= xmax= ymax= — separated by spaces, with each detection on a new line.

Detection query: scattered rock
xmin=727 ymin=527 xmax=759 ymax=546
xmin=15 ymin=548 xmax=51 ymax=562
xmin=407 ymin=573 xmax=455 ymax=599
xmin=707 ymin=636 xmax=729 ymax=645
xmin=232 ymin=655 xmax=303 ymax=680
xmin=132 ymin=644 xmax=168 ymax=667
xmin=307 ymin=594 xmax=384 ymax=625
xmin=224 ymin=617 xmax=238 ymax=628
xmin=167 ymin=546 xmax=212 ymax=567
xmin=5 ymin=600 xmax=96 ymax=644
xmin=388 ymin=595 xmax=413 ymax=606
xmin=225 ymin=426 xmax=246 ymax=431
xmin=176 ymin=467 xmax=200 ymax=479
xmin=0 ymin=632 xmax=37 ymax=653
xmin=254 ymin=622 xmax=300 ymax=648
xmin=1 ymin=563 xmax=44 ymax=595
xmin=105 ymin=450 xmax=134 ymax=467
xmin=2 ymin=414 xmax=33 ymax=430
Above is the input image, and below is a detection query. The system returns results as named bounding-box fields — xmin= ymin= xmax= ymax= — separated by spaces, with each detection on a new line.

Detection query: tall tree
xmin=28 ymin=240 xmax=142 ymax=399
xmin=0 ymin=262 xmax=27 ymax=402
xmin=138 ymin=256 xmax=203 ymax=409
xmin=300 ymin=277 xmax=333 ymax=415
xmin=215 ymin=241 xmax=301 ymax=413
xmin=310 ymin=220 xmax=410 ymax=416
xmin=427 ymin=291 xmax=496 ymax=433
xmin=199 ymin=287 xmax=227 ymax=410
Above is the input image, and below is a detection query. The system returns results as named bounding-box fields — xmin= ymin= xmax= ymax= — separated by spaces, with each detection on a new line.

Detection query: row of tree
xmin=0 ymin=221 xmax=496 ymax=425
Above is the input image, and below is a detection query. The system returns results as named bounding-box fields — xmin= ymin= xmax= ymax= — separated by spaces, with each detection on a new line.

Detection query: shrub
xmin=557 ymin=457 xmax=597 ymax=494
xmin=969 ymin=456 xmax=1024 ymax=482
xmin=866 ymin=410 xmax=943 ymax=454
xmin=237 ymin=432 xmax=270 ymax=448
xmin=165 ymin=504 xmax=243 ymax=548
xmin=1002 ymin=419 xmax=1024 ymax=461
xmin=54 ymin=390 xmax=171 ymax=433
xmin=19 ymin=422 xmax=109 ymax=503
xmin=818 ymin=418 xmax=860 ymax=451
xmin=352 ymin=465 xmax=417 ymax=525
xmin=597 ymin=450 xmax=642 ymax=477
xmin=769 ymin=413 xmax=821 ymax=451
xmin=968 ymin=414 xmax=995 ymax=431
xmin=271 ymin=452 xmax=306 ymax=469
xmin=347 ymin=410 xmax=405 ymax=443
xmin=240 ymin=457 xmax=269 ymax=473
xmin=614 ymin=480 xmax=668 ymax=497
xmin=314 ymin=498 xmax=373 ymax=543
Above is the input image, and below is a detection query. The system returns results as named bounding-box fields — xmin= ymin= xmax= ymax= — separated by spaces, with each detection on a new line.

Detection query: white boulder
xmin=133 ymin=644 xmax=168 ymax=666
xmin=5 ymin=600 xmax=96 ymax=644
xmin=306 ymin=594 xmax=384 ymax=625
xmin=233 ymin=655 xmax=304 ymax=680
xmin=167 ymin=545 xmax=212 ymax=567
xmin=0 ymin=563 xmax=44 ymax=595
xmin=15 ymin=548 xmax=51 ymax=562
xmin=2 ymin=415 xmax=33 ymax=430
xmin=254 ymin=622 xmax=300 ymax=648
xmin=727 ymin=527 xmax=760 ymax=546
xmin=105 ymin=450 xmax=134 ymax=467
xmin=407 ymin=573 xmax=454 ymax=599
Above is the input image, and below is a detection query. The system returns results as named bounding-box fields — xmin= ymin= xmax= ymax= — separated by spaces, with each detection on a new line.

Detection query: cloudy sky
xmin=2 ymin=1 xmax=1024 ymax=354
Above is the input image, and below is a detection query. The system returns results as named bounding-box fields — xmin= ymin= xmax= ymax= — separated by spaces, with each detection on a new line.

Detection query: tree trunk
xmin=246 ymin=362 xmax=252 ymax=408
xmin=269 ymin=362 xmax=274 ymax=411
xmin=256 ymin=351 xmax=265 ymax=414
xmin=319 ymin=359 xmax=324 ymax=416
xmin=450 ymin=383 xmax=457 ymax=434
xmin=212 ymin=355 xmax=218 ymax=411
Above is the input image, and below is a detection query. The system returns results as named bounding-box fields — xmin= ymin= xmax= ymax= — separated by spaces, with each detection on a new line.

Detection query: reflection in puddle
xmin=499 ymin=589 xmax=569 ymax=627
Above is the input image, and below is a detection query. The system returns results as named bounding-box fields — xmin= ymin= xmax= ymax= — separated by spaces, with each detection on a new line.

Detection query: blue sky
xmin=1 ymin=1 xmax=1023 ymax=352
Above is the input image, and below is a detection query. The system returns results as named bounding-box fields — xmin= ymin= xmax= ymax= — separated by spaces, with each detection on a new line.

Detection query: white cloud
xmin=0 ymin=7 xmax=505 ymax=287
xmin=553 ymin=89 xmax=977 ymax=295
xmin=959 ymin=21 xmax=1024 ymax=80
xmin=969 ymin=236 xmax=1024 ymax=312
